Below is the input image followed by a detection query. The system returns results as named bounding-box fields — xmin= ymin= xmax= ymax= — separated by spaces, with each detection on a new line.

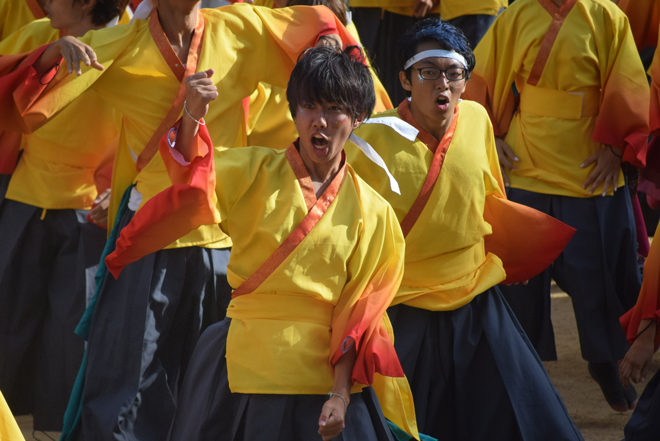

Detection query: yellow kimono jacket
xmin=465 ymin=0 xmax=650 ymax=198
xmin=347 ymin=100 xmax=507 ymax=312
xmin=9 ymin=4 xmax=356 ymax=248
xmin=347 ymin=99 xmax=574 ymax=312
xmin=245 ymin=19 xmax=393 ymax=149
xmin=0 ymin=19 xmax=119 ymax=210
xmin=0 ymin=0 xmax=45 ymax=41
xmin=347 ymin=0 xmax=505 ymax=20
xmin=102 ymin=124 xmax=419 ymax=437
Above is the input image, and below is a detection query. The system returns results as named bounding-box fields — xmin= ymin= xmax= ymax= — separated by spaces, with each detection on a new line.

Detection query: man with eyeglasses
xmin=345 ymin=18 xmax=584 ymax=441
xmin=465 ymin=0 xmax=650 ymax=414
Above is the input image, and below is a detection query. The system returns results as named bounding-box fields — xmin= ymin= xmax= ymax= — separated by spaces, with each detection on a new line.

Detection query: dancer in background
xmin=244 ymin=0 xmax=392 ymax=149
xmin=619 ymin=221 xmax=660 ymax=440
xmin=0 ymin=0 xmax=129 ymax=431
xmin=465 ymin=0 xmax=649 ymax=412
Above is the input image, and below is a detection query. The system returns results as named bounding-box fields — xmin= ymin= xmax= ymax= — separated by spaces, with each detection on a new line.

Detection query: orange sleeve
xmin=621 ymin=222 xmax=660 ymax=349
xmin=105 ymin=123 xmax=219 ymax=278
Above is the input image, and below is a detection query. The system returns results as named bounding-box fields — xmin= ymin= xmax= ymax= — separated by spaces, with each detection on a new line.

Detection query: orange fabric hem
xmin=527 ymin=0 xmax=578 ymax=86
xmin=397 ymin=99 xmax=459 ymax=238
xmin=136 ymin=9 xmax=205 ymax=171
xmin=231 ymin=146 xmax=347 ymax=297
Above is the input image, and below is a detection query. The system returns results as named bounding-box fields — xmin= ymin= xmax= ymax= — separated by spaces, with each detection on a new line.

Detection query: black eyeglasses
xmin=414 ymin=67 xmax=467 ymax=81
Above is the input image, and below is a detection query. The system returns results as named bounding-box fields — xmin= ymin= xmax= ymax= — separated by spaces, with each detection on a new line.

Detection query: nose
xmin=312 ymin=109 xmax=327 ymax=128
xmin=436 ymin=73 xmax=450 ymax=90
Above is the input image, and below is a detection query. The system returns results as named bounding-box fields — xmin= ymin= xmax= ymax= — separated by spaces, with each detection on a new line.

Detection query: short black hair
xmin=75 ymin=0 xmax=131 ymax=26
xmin=287 ymin=46 xmax=375 ymax=122
xmin=397 ymin=18 xmax=475 ymax=82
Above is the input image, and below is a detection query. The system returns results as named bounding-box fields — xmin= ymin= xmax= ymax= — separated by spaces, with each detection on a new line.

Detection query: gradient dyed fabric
xmin=245 ymin=20 xmax=393 ymax=150
xmin=0 ymin=0 xmax=45 ymax=40
xmin=346 ymin=99 xmax=574 ymax=312
xmin=466 ymin=0 xmax=650 ymax=197
xmin=620 ymin=220 xmax=660 ymax=349
xmin=0 ymin=19 xmax=119 ymax=210
xmin=7 ymin=4 xmax=358 ymax=248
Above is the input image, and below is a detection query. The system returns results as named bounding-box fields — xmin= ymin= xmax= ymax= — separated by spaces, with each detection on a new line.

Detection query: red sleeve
xmin=0 ymin=45 xmax=58 ymax=173
xmin=483 ymin=195 xmax=576 ymax=285
xmin=621 ymin=222 xmax=660 ymax=349
xmin=105 ymin=123 xmax=219 ymax=278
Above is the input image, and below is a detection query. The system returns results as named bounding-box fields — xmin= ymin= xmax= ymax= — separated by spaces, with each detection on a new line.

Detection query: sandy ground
xmin=13 ymin=292 xmax=660 ymax=441
xmin=546 ymin=292 xmax=660 ymax=441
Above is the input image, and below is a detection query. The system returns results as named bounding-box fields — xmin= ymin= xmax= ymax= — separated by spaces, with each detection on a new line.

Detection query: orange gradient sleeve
xmin=105 ymin=123 xmax=219 ymax=278
xmin=621 ymin=222 xmax=660 ymax=349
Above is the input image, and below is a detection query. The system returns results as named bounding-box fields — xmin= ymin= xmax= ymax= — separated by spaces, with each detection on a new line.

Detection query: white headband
xmin=404 ymin=50 xmax=467 ymax=70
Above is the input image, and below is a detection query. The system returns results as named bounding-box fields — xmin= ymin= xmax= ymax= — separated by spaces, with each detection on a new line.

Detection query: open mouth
xmin=311 ymin=134 xmax=329 ymax=150
xmin=436 ymin=95 xmax=449 ymax=109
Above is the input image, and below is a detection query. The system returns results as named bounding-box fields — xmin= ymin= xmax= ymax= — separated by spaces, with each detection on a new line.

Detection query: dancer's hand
xmin=413 ymin=0 xmax=434 ymax=17
xmin=620 ymin=320 xmax=656 ymax=388
xmin=581 ymin=145 xmax=622 ymax=196
xmin=184 ymin=69 xmax=217 ymax=123
xmin=495 ymin=136 xmax=518 ymax=187
xmin=37 ymin=36 xmax=104 ymax=76
xmin=318 ymin=394 xmax=347 ymax=440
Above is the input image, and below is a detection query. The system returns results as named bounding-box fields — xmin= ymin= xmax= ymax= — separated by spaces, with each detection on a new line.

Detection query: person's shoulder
xmin=457 ymin=100 xmax=491 ymax=124
xmin=202 ymin=3 xmax=260 ymax=22
xmin=578 ymin=0 xmax=628 ymax=23
xmin=355 ymin=107 xmax=414 ymax=139
xmin=347 ymin=165 xmax=395 ymax=218
xmin=16 ymin=18 xmax=54 ymax=34
xmin=223 ymin=144 xmax=288 ymax=166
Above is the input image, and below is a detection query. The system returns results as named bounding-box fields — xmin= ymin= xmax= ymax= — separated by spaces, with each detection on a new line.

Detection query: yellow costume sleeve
xmin=617 ymin=0 xmax=659 ymax=50
xmin=466 ymin=0 xmax=649 ymax=197
xmin=0 ymin=0 xmax=44 ymax=40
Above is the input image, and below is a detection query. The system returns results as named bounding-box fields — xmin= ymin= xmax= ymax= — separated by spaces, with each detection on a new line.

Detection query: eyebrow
xmin=418 ymin=59 xmax=463 ymax=69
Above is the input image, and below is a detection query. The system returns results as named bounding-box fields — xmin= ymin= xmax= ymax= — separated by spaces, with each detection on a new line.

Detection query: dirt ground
xmin=14 ymin=292 xmax=660 ymax=441
xmin=545 ymin=291 xmax=660 ymax=441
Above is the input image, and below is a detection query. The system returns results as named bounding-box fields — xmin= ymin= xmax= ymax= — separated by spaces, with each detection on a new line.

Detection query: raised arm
xmin=214 ymin=4 xmax=360 ymax=96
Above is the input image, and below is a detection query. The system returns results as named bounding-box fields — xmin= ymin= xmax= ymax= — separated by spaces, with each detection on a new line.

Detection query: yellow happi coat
xmin=466 ymin=0 xmax=650 ymax=197
xmin=200 ymin=146 xmax=404 ymax=395
xmin=103 ymin=129 xmax=419 ymax=437
xmin=347 ymin=0 xmax=505 ymax=20
xmin=245 ymin=18 xmax=392 ymax=149
xmin=11 ymin=4 xmax=354 ymax=248
xmin=347 ymin=100 xmax=507 ymax=312
xmin=0 ymin=19 xmax=119 ymax=210
xmin=0 ymin=0 xmax=45 ymax=40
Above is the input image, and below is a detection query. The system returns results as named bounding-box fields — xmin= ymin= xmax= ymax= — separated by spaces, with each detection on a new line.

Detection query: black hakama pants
xmin=388 ymin=287 xmax=584 ymax=441
xmin=624 ymin=368 xmax=660 ymax=440
xmin=167 ymin=318 xmax=396 ymax=441
xmin=0 ymin=186 xmax=106 ymax=430
xmin=77 ymin=207 xmax=232 ymax=441
xmin=500 ymin=187 xmax=641 ymax=363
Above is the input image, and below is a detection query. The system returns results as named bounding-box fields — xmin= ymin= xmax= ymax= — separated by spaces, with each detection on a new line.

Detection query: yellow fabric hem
xmin=4 ymin=194 xmax=93 ymax=211
xmin=393 ymin=253 xmax=506 ymax=311
xmin=508 ymin=175 xmax=625 ymax=198
xmin=162 ymin=236 xmax=232 ymax=250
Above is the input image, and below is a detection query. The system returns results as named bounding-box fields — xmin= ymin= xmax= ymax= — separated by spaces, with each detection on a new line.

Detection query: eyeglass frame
xmin=413 ymin=66 xmax=468 ymax=82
